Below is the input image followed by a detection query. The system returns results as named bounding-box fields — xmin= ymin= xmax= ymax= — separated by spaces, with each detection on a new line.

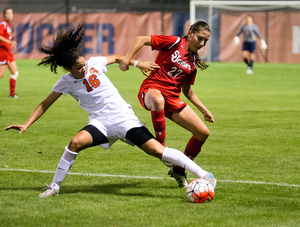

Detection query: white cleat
xmin=168 ymin=167 xmax=188 ymax=188
xmin=204 ymin=172 xmax=217 ymax=189
xmin=246 ymin=67 xmax=253 ymax=74
xmin=39 ymin=183 xmax=60 ymax=197
xmin=9 ymin=94 xmax=19 ymax=98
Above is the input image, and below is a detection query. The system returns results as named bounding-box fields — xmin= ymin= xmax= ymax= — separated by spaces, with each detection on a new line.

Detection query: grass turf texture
xmin=0 ymin=60 xmax=299 ymax=226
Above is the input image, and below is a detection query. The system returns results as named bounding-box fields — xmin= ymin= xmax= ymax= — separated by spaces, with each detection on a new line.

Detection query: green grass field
xmin=0 ymin=60 xmax=299 ymax=226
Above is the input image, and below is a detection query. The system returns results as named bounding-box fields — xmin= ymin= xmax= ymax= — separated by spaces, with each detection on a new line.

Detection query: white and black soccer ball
xmin=186 ymin=178 xmax=214 ymax=203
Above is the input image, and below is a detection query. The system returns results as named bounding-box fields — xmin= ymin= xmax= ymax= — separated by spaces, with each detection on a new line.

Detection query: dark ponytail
xmin=38 ymin=24 xmax=85 ymax=74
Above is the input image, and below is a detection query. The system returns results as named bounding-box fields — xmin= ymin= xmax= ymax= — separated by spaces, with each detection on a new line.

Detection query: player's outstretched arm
xmin=5 ymin=91 xmax=62 ymax=134
xmin=119 ymin=36 xmax=152 ymax=71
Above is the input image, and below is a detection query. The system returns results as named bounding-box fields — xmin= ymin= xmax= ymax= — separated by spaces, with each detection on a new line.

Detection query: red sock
xmin=9 ymin=78 xmax=16 ymax=96
xmin=151 ymin=110 xmax=166 ymax=146
xmin=184 ymin=136 xmax=204 ymax=160
xmin=173 ymin=136 xmax=204 ymax=175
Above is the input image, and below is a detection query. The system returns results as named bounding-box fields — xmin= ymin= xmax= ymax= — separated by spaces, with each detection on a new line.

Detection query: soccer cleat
xmin=168 ymin=167 xmax=188 ymax=188
xmin=203 ymin=172 xmax=217 ymax=189
xmin=246 ymin=67 xmax=253 ymax=74
xmin=39 ymin=183 xmax=60 ymax=197
xmin=9 ymin=94 xmax=19 ymax=98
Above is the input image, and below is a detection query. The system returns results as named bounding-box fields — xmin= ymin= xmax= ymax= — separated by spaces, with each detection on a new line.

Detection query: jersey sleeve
xmin=52 ymin=76 xmax=69 ymax=96
xmin=0 ymin=22 xmax=6 ymax=36
xmin=151 ymin=35 xmax=181 ymax=51
xmin=88 ymin=56 xmax=108 ymax=73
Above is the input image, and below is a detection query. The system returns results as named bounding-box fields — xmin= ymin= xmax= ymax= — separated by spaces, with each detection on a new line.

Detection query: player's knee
xmin=202 ymin=128 xmax=210 ymax=139
xmin=151 ymin=95 xmax=165 ymax=110
xmin=194 ymin=128 xmax=210 ymax=141
xmin=68 ymin=137 xmax=84 ymax=152
xmin=146 ymin=90 xmax=165 ymax=110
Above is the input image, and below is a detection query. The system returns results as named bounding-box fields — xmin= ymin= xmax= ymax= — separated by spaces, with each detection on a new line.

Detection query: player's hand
xmin=137 ymin=61 xmax=160 ymax=77
xmin=203 ymin=111 xmax=214 ymax=123
xmin=234 ymin=36 xmax=240 ymax=46
xmin=260 ymin=39 xmax=267 ymax=50
xmin=5 ymin=124 xmax=27 ymax=134
xmin=119 ymin=62 xmax=129 ymax=71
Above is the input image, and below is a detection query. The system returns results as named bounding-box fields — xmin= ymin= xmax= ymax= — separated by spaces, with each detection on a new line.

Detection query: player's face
xmin=68 ymin=56 xmax=87 ymax=79
xmin=187 ymin=29 xmax=210 ymax=53
xmin=246 ymin=16 xmax=253 ymax=25
xmin=4 ymin=9 xmax=13 ymax=22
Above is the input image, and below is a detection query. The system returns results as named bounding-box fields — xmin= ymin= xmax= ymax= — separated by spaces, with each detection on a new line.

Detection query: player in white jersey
xmin=5 ymin=24 xmax=216 ymax=197
xmin=52 ymin=56 xmax=146 ymax=149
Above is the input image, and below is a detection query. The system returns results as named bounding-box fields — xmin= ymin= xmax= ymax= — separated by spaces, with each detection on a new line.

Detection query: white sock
xmin=51 ymin=146 xmax=78 ymax=187
xmin=10 ymin=71 xmax=19 ymax=80
xmin=161 ymin=147 xmax=207 ymax=178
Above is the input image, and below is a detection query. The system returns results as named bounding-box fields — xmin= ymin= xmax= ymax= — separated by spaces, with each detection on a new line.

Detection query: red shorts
xmin=138 ymin=84 xmax=187 ymax=119
xmin=0 ymin=48 xmax=15 ymax=65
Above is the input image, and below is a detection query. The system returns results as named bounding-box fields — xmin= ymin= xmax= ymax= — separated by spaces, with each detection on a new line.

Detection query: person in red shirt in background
xmin=119 ymin=20 xmax=215 ymax=187
xmin=0 ymin=8 xmax=19 ymax=98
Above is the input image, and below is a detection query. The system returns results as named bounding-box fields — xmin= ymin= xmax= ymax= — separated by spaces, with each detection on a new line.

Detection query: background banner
xmin=11 ymin=12 xmax=172 ymax=61
xmin=9 ymin=12 xmax=300 ymax=63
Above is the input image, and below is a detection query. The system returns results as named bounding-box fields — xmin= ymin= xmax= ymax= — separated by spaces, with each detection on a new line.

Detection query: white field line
xmin=1 ymin=168 xmax=299 ymax=188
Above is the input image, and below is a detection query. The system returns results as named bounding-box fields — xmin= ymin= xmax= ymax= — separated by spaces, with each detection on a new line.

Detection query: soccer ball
xmin=186 ymin=178 xmax=214 ymax=203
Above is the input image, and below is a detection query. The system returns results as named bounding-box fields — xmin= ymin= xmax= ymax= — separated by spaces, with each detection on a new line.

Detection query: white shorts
xmin=89 ymin=112 xmax=144 ymax=149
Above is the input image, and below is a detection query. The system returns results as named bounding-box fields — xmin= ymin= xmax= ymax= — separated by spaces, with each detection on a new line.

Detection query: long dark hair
xmin=38 ymin=24 xmax=85 ymax=74
xmin=183 ymin=20 xmax=211 ymax=70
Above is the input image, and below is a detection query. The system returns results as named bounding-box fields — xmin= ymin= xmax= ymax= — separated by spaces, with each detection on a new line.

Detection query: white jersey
xmin=52 ymin=56 xmax=143 ymax=149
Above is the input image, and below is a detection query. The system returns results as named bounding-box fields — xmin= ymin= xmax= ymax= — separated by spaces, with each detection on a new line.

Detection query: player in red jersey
xmin=0 ymin=8 xmax=19 ymax=98
xmin=119 ymin=20 xmax=214 ymax=187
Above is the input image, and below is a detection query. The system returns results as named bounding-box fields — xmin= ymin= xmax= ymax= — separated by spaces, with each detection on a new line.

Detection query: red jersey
xmin=0 ymin=20 xmax=12 ymax=52
xmin=139 ymin=35 xmax=197 ymax=117
xmin=143 ymin=35 xmax=197 ymax=97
